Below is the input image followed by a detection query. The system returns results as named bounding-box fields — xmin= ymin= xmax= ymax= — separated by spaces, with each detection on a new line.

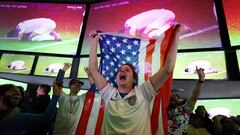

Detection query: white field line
xmin=180 ymin=25 xmax=219 ymax=40
xmin=11 ymin=68 xmax=31 ymax=73
xmin=20 ymin=38 xmax=79 ymax=51
xmin=182 ymin=71 xmax=226 ymax=78
xmin=206 ymin=71 xmax=226 ymax=78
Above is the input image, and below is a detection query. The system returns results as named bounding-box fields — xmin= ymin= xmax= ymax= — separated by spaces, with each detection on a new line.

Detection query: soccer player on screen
xmin=7 ymin=18 xmax=62 ymax=42
xmin=124 ymin=9 xmax=191 ymax=39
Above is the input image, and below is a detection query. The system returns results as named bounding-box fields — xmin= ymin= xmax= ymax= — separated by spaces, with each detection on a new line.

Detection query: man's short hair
xmin=7 ymin=30 xmax=19 ymax=37
xmin=69 ymin=79 xmax=84 ymax=87
xmin=0 ymin=84 xmax=17 ymax=96
xmin=39 ymin=84 xmax=51 ymax=94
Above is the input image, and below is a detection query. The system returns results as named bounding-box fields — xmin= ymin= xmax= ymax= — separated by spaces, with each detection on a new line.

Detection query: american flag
xmin=75 ymin=26 xmax=176 ymax=135
xmin=98 ymin=33 xmax=142 ymax=85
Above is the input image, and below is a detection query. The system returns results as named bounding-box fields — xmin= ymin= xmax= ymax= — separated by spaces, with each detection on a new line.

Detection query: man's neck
xmin=37 ymin=93 xmax=45 ymax=97
xmin=69 ymin=93 xmax=77 ymax=96
xmin=118 ymin=86 xmax=132 ymax=93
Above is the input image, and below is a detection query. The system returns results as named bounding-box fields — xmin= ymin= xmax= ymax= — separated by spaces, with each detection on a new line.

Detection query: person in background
xmin=168 ymin=67 xmax=205 ymax=135
xmin=0 ymin=81 xmax=62 ymax=135
xmin=88 ymin=24 xmax=183 ymax=135
xmin=213 ymin=115 xmax=240 ymax=135
xmin=30 ymin=84 xmax=51 ymax=114
xmin=53 ymin=63 xmax=86 ymax=135
xmin=188 ymin=105 xmax=214 ymax=135
xmin=16 ymin=86 xmax=24 ymax=100
xmin=27 ymin=84 xmax=52 ymax=135
xmin=7 ymin=18 xmax=62 ymax=41
xmin=16 ymin=86 xmax=27 ymax=111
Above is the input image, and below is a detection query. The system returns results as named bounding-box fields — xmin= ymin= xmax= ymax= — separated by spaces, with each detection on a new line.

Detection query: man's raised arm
xmin=150 ymin=24 xmax=183 ymax=92
xmin=88 ymin=30 xmax=107 ymax=90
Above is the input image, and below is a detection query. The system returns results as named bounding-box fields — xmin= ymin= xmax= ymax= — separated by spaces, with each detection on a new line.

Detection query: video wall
xmin=0 ymin=0 xmax=239 ymax=84
xmin=0 ymin=78 xmax=28 ymax=90
xmin=0 ymin=1 xmax=85 ymax=55
xmin=34 ymin=56 xmax=73 ymax=77
xmin=222 ymin=0 xmax=240 ymax=46
xmin=0 ymin=53 xmax=34 ymax=74
xmin=195 ymin=98 xmax=240 ymax=118
xmin=82 ymin=0 xmax=222 ymax=55
xmin=236 ymin=49 xmax=240 ymax=72
xmin=77 ymin=57 xmax=100 ymax=78
xmin=173 ymin=51 xmax=227 ymax=80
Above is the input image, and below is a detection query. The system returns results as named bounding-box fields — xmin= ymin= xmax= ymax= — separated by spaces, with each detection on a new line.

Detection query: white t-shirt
xmin=53 ymin=92 xmax=85 ymax=135
xmin=98 ymin=80 xmax=157 ymax=135
xmin=17 ymin=18 xmax=56 ymax=35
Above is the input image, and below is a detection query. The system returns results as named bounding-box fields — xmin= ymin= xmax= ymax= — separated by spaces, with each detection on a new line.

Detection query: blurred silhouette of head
xmin=7 ymin=29 xmax=20 ymax=37
xmin=195 ymin=105 xmax=209 ymax=118
xmin=0 ymin=84 xmax=21 ymax=108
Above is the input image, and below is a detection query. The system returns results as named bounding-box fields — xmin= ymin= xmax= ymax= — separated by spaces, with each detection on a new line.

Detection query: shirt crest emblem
xmin=126 ymin=95 xmax=136 ymax=106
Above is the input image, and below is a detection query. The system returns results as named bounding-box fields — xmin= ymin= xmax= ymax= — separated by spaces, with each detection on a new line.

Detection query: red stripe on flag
xmin=151 ymin=93 xmax=162 ymax=134
xmin=75 ymin=91 xmax=95 ymax=135
xmin=94 ymin=99 xmax=105 ymax=135
xmin=161 ymin=75 xmax=172 ymax=134
xmin=144 ymin=39 xmax=156 ymax=81
xmin=151 ymin=25 xmax=175 ymax=135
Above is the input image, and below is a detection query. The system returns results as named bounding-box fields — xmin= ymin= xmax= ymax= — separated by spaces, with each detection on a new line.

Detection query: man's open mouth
xmin=119 ymin=75 xmax=126 ymax=80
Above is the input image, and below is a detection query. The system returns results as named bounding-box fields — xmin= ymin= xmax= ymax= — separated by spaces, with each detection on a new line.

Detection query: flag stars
xmin=133 ymin=40 xmax=139 ymax=45
xmin=116 ymin=54 xmax=120 ymax=59
xmin=126 ymin=56 xmax=131 ymax=62
xmin=102 ymin=70 xmax=105 ymax=75
xmin=105 ymin=54 xmax=110 ymax=59
xmin=106 ymin=39 xmax=111 ymax=45
xmin=110 ymin=72 xmax=114 ymax=77
xmin=112 ymin=36 xmax=117 ymax=40
xmin=127 ymin=44 xmax=132 ymax=50
xmin=121 ymin=61 xmax=126 ymax=64
xmin=132 ymin=62 xmax=137 ymax=66
xmin=120 ymin=49 xmax=126 ymax=55
xmin=110 ymin=61 xmax=114 ymax=66
xmin=116 ymin=43 xmax=121 ymax=48
xmin=99 ymin=34 xmax=148 ymax=86
xmin=132 ymin=51 xmax=137 ymax=56
xmin=110 ymin=47 xmax=115 ymax=53
xmin=122 ymin=38 xmax=128 ymax=43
